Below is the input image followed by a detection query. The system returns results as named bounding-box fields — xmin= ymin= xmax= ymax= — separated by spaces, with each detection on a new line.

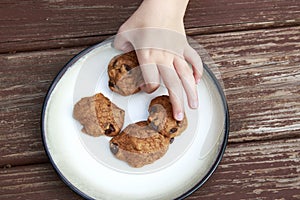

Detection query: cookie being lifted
xmin=73 ymin=93 xmax=125 ymax=137
xmin=108 ymin=51 xmax=143 ymax=96
xmin=109 ymin=121 xmax=170 ymax=168
xmin=147 ymin=95 xmax=188 ymax=138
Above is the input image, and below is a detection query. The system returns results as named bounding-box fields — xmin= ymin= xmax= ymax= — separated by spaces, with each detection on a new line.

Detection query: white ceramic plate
xmin=41 ymin=38 xmax=229 ymax=200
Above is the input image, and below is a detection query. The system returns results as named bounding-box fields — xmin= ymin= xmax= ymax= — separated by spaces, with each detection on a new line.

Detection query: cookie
xmin=73 ymin=93 xmax=125 ymax=137
xmin=108 ymin=51 xmax=143 ymax=96
xmin=109 ymin=121 xmax=170 ymax=168
xmin=147 ymin=95 xmax=188 ymax=138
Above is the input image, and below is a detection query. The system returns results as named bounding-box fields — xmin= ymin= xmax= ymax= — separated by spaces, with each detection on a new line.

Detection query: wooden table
xmin=1 ymin=0 xmax=299 ymax=199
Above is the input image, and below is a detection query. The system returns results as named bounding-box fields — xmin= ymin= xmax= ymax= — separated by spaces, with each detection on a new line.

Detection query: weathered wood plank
xmin=0 ymin=0 xmax=300 ymax=53
xmin=189 ymin=138 xmax=300 ymax=199
xmin=0 ymin=47 xmax=86 ymax=167
xmin=1 ymin=27 xmax=299 ymax=166
xmin=0 ymin=138 xmax=299 ymax=199
xmin=0 ymin=164 xmax=82 ymax=200
xmin=193 ymin=26 xmax=300 ymax=143
xmin=186 ymin=0 xmax=300 ymax=35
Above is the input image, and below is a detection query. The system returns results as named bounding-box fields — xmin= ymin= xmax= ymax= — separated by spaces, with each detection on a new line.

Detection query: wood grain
xmin=0 ymin=164 xmax=82 ymax=200
xmin=194 ymin=26 xmax=300 ymax=143
xmin=1 ymin=0 xmax=299 ymax=198
xmin=188 ymin=138 xmax=300 ymax=199
xmin=0 ymin=47 xmax=86 ymax=167
xmin=1 ymin=26 xmax=299 ymax=167
xmin=0 ymin=138 xmax=299 ymax=199
xmin=0 ymin=0 xmax=300 ymax=53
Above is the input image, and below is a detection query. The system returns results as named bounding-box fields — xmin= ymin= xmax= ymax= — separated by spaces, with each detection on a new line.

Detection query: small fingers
xmin=113 ymin=32 xmax=134 ymax=52
xmin=158 ymin=64 xmax=184 ymax=121
xmin=184 ymin=45 xmax=203 ymax=84
xmin=136 ymin=50 xmax=160 ymax=93
xmin=173 ymin=56 xmax=198 ymax=109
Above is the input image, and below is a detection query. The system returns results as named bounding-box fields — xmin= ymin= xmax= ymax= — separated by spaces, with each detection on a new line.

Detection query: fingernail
xmin=191 ymin=101 xmax=198 ymax=109
xmin=176 ymin=112 xmax=184 ymax=121
xmin=196 ymin=78 xmax=201 ymax=84
xmin=140 ymin=84 xmax=145 ymax=91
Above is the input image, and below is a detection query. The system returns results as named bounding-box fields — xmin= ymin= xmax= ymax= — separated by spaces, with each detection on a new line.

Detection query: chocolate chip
xmin=123 ymin=64 xmax=131 ymax=72
xmin=112 ymin=59 xmax=118 ymax=68
xmin=149 ymin=121 xmax=158 ymax=131
xmin=105 ymin=129 xmax=112 ymax=135
xmin=169 ymin=128 xmax=178 ymax=134
xmin=109 ymin=81 xmax=114 ymax=88
xmin=170 ymin=138 xmax=175 ymax=144
xmin=105 ymin=124 xmax=115 ymax=135
xmin=149 ymin=105 xmax=158 ymax=113
xmin=176 ymin=121 xmax=183 ymax=127
xmin=110 ymin=143 xmax=119 ymax=154
xmin=114 ymin=83 xmax=120 ymax=90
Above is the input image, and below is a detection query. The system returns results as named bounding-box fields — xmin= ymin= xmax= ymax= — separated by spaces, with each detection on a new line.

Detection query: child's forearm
xmin=138 ymin=0 xmax=189 ymax=22
xmin=114 ymin=0 xmax=202 ymax=120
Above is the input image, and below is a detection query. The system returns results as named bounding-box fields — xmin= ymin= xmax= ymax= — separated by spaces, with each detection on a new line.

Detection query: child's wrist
xmin=142 ymin=0 xmax=189 ymax=20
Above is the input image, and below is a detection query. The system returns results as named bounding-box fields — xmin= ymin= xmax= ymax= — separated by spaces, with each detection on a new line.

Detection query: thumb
xmin=113 ymin=32 xmax=134 ymax=52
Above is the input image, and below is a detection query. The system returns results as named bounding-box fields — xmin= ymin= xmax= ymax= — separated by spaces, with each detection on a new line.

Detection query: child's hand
xmin=114 ymin=0 xmax=203 ymax=121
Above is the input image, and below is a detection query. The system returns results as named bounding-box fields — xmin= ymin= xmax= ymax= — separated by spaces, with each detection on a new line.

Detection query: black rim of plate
xmin=41 ymin=41 xmax=230 ymax=200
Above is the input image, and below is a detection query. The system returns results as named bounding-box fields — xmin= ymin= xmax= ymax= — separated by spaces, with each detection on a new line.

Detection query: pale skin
xmin=114 ymin=0 xmax=203 ymax=121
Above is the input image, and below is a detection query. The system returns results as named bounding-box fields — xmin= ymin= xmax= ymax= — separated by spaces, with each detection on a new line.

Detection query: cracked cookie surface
xmin=108 ymin=51 xmax=143 ymax=96
xmin=109 ymin=121 xmax=170 ymax=168
xmin=73 ymin=93 xmax=125 ymax=137
xmin=147 ymin=95 xmax=188 ymax=138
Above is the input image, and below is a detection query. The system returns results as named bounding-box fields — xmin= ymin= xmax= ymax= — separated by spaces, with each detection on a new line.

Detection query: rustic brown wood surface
xmin=0 ymin=0 xmax=299 ymax=199
xmin=1 ymin=0 xmax=300 ymax=53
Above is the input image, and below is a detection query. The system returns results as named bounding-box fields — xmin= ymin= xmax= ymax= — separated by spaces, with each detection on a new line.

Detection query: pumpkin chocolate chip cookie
xmin=109 ymin=121 xmax=170 ymax=168
xmin=147 ymin=95 xmax=188 ymax=138
xmin=107 ymin=51 xmax=143 ymax=96
xmin=73 ymin=93 xmax=125 ymax=137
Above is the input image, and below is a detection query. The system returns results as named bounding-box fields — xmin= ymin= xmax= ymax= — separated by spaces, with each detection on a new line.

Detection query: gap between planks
xmin=0 ymin=138 xmax=299 ymax=199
